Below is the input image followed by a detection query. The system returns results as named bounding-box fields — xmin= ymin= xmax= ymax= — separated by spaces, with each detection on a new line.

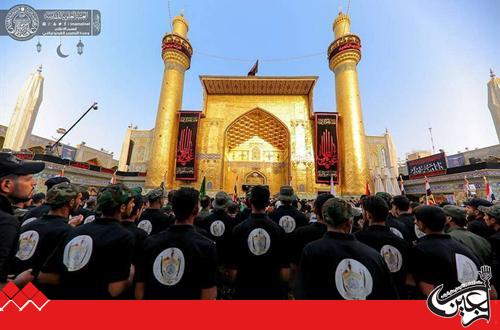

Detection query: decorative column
xmin=145 ymin=13 xmax=192 ymax=188
xmin=327 ymin=12 xmax=370 ymax=195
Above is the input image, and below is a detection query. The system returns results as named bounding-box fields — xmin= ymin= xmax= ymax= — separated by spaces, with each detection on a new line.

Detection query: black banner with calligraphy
xmin=175 ymin=112 xmax=200 ymax=181
xmin=407 ymin=152 xmax=447 ymax=179
xmin=314 ymin=113 xmax=339 ymax=184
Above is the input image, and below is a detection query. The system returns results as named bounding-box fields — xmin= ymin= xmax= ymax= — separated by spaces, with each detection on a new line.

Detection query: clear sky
xmin=0 ymin=0 xmax=498 ymax=161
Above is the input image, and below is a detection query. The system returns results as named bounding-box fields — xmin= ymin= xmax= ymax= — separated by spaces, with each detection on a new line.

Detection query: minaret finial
xmin=338 ymin=5 xmax=342 ymax=14
xmin=37 ymin=65 xmax=42 ymax=73
xmin=180 ymin=9 xmax=184 ymax=17
xmin=491 ymin=68 xmax=496 ymax=79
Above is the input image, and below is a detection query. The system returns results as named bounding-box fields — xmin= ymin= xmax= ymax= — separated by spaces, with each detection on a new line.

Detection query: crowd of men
xmin=0 ymin=153 xmax=499 ymax=300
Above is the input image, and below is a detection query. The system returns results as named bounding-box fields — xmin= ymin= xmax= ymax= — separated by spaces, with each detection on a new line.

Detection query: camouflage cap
xmin=46 ymin=182 xmax=80 ymax=206
xmin=443 ymin=205 xmax=466 ymax=223
xmin=147 ymin=188 xmax=164 ymax=201
xmin=97 ymin=184 xmax=133 ymax=210
xmin=478 ymin=204 xmax=500 ymax=219
xmin=321 ymin=197 xmax=354 ymax=226
xmin=130 ymin=187 xmax=143 ymax=198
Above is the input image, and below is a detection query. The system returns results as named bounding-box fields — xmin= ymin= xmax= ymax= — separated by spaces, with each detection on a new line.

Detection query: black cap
xmin=0 ymin=153 xmax=45 ymax=178
xmin=45 ymin=176 xmax=70 ymax=190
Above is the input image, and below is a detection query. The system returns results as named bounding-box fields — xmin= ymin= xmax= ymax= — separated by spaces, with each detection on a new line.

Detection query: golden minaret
xmin=145 ymin=13 xmax=192 ymax=188
xmin=327 ymin=12 xmax=370 ymax=195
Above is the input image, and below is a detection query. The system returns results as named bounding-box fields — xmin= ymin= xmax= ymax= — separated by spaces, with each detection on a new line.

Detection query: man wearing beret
xmin=443 ymin=205 xmax=491 ymax=265
xmin=478 ymin=203 xmax=500 ymax=293
xmin=0 ymin=153 xmax=44 ymax=289
xmin=137 ymin=188 xmax=172 ymax=235
xmin=38 ymin=184 xmax=135 ymax=299
xmin=21 ymin=176 xmax=70 ymax=224
xmin=465 ymin=198 xmax=495 ymax=239
xmin=294 ymin=197 xmax=397 ymax=299
xmin=410 ymin=205 xmax=481 ymax=297
xmin=12 ymin=182 xmax=83 ymax=287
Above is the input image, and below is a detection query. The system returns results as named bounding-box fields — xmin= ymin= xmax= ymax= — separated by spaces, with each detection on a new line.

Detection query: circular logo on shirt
xmin=455 ymin=253 xmax=478 ymax=284
xmin=389 ymin=227 xmax=404 ymax=240
xmin=380 ymin=245 xmax=403 ymax=273
xmin=16 ymin=230 xmax=39 ymax=261
xmin=335 ymin=258 xmax=373 ymax=300
xmin=414 ymin=224 xmax=426 ymax=239
xmin=279 ymin=215 xmax=296 ymax=233
xmin=63 ymin=235 xmax=93 ymax=272
xmin=210 ymin=220 xmax=225 ymax=237
xmin=153 ymin=247 xmax=185 ymax=286
xmin=84 ymin=215 xmax=95 ymax=224
xmin=21 ymin=217 xmax=38 ymax=227
xmin=138 ymin=220 xmax=152 ymax=234
xmin=247 ymin=228 xmax=271 ymax=256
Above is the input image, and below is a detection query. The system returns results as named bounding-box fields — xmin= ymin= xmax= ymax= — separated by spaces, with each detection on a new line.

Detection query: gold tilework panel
xmin=226 ymin=109 xmax=288 ymax=150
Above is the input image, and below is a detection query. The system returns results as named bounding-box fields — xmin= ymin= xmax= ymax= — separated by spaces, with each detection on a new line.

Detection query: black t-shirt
xmin=42 ymin=217 xmax=134 ymax=299
xmin=467 ymin=219 xmax=495 ymax=239
xmin=294 ymin=231 xmax=397 ymax=300
xmin=0 ymin=195 xmax=19 ymax=283
xmin=387 ymin=214 xmax=413 ymax=243
xmin=136 ymin=224 xmax=217 ymax=299
xmin=21 ymin=204 xmax=50 ymax=224
xmin=196 ymin=209 xmax=234 ymax=265
xmin=269 ymin=205 xmax=309 ymax=235
xmin=121 ymin=220 xmax=148 ymax=265
xmin=290 ymin=222 xmax=327 ymax=265
xmin=393 ymin=213 xmax=421 ymax=244
xmin=13 ymin=214 xmax=73 ymax=275
xmin=228 ymin=213 xmax=290 ymax=299
xmin=355 ymin=225 xmax=411 ymax=295
xmin=410 ymin=233 xmax=481 ymax=294
xmin=137 ymin=208 xmax=173 ymax=235
xmin=234 ymin=207 xmax=251 ymax=225
xmin=488 ymin=231 xmax=500 ymax=293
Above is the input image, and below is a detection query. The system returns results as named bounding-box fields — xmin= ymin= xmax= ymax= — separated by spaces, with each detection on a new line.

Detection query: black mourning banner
xmin=175 ymin=112 xmax=200 ymax=181
xmin=315 ymin=113 xmax=339 ymax=184
xmin=407 ymin=152 xmax=447 ymax=179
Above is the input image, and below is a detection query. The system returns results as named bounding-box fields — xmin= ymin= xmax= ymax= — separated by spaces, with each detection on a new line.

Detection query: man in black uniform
xmin=355 ymin=196 xmax=410 ymax=298
xmin=391 ymin=195 xmax=418 ymax=243
xmin=197 ymin=191 xmax=234 ymax=265
xmin=13 ymin=182 xmax=83 ymax=278
xmin=410 ymin=205 xmax=481 ymax=297
xmin=21 ymin=176 xmax=70 ymax=224
xmin=38 ymin=184 xmax=135 ymax=299
xmin=121 ymin=188 xmax=147 ymax=267
xmin=228 ymin=185 xmax=290 ymax=299
xmin=270 ymin=186 xmax=308 ymax=236
xmin=0 ymin=153 xmax=44 ymax=288
xmin=137 ymin=188 xmax=172 ymax=235
xmin=478 ymin=203 xmax=500 ymax=293
xmin=465 ymin=198 xmax=495 ymax=239
xmin=294 ymin=197 xmax=397 ymax=300
xmin=290 ymin=193 xmax=334 ymax=266
xmin=135 ymin=187 xmax=217 ymax=300
xmin=197 ymin=195 xmax=212 ymax=220
xmin=234 ymin=191 xmax=251 ymax=225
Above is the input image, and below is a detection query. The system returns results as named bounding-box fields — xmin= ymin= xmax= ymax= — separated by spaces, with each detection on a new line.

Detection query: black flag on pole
xmin=248 ymin=60 xmax=259 ymax=76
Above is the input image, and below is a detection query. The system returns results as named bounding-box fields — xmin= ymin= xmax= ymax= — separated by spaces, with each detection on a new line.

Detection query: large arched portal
xmin=222 ymin=108 xmax=290 ymax=194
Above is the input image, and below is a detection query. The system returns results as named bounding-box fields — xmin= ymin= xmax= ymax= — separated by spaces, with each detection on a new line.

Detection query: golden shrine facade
xmin=117 ymin=12 xmax=399 ymax=197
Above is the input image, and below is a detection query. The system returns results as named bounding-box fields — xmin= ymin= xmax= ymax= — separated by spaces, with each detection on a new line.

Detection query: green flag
xmin=200 ymin=176 xmax=206 ymax=197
